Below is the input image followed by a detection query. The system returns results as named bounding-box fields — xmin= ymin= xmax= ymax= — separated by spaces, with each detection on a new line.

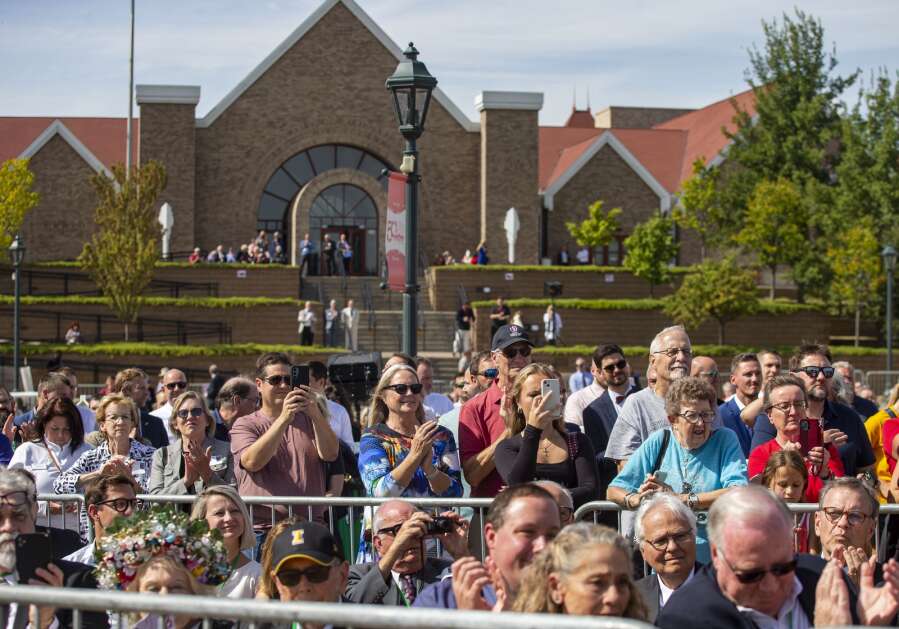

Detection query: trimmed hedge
xmin=0 ymin=295 xmax=311 ymax=309
xmin=532 ymin=344 xmax=890 ymax=358
xmin=435 ymin=263 xmax=694 ymax=274
xmin=472 ymin=297 xmax=818 ymax=315
xmin=0 ymin=342 xmax=342 ymax=358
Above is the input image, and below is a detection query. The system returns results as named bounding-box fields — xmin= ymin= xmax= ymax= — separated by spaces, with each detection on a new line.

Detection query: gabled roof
xmin=196 ymin=0 xmax=478 ymax=132
xmin=0 ymin=117 xmax=137 ymax=172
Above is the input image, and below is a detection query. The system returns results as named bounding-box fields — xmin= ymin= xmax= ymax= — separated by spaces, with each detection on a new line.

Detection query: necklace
xmin=677 ymin=444 xmax=699 ymax=494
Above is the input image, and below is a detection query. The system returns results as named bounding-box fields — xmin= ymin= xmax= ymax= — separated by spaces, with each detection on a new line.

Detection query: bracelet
xmin=426 ymin=467 xmax=441 ymax=480
xmin=687 ymin=492 xmax=699 ymax=511
xmin=624 ymin=492 xmax=637 ymax=509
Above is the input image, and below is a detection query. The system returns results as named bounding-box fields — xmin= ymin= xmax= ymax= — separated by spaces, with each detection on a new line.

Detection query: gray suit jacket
xmin=148 ymin=436 xmax=234 ymax=494
xmin=344 ymin=557 xmax=452 ymax=606
xmin=634 ymin=562 xmax=703 ymax=623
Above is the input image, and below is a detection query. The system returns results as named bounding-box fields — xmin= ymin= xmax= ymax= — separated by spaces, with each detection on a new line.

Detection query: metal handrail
xmin=6 ymin=267 xmax=219 ymax=298
xmin=0 ymin=586 xmax=656 ymax=629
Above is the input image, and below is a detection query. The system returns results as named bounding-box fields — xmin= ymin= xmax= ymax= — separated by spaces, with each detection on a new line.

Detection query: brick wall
xmin=594 ymin=106 xmax=694 ymax=129
xmin=20 ymin=136 xmax=98 ymax=261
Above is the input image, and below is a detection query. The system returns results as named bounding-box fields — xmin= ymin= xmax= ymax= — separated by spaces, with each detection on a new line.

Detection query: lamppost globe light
xmin=882 ymin=244 xmax=897 ymax=272
xmin=8 ymin=233 xmax=25 ymax=391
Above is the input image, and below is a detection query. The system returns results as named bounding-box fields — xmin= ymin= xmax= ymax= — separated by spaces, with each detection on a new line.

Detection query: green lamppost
xmin=386 ymin=43 xmax=437 ymax=357
xmin=8 ymin=234 xmax=25 ymax=390
xmin=883 ymin=245 xmax=897 ymax=374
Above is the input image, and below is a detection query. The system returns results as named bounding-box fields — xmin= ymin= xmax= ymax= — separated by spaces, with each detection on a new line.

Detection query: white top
xmin=736 ymin=576 xmax=809 ymax=629
xmin=424 ymin=392 xmax=454 ymax=417
xmin=78 ymin=405 xmax=96 ymax=434
xmin=327 ymin=399 xmax=355 ymax=448
xmin=8 ymin=439 xmax=93 ymax=530
xmin=298 ymin=308 xmax=316 ymax=332
xmin=563 ymin=381 xmax=606 ymax=428
xmin=341 ymin=307 xmax=359 ymax=328
xmin=657 ymin=567 xmax=694 ymax=607
xmin=219 ymin=560 xmax=261 ymax=599
xmin=150 ymin=403 xmax=177 ymax=443
xmin=64 ymin=541 xmax=95 ymax=566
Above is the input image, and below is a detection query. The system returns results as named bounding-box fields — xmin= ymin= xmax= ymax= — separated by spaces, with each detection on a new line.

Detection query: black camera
xmin=425 ymin=516 xmax=455 ymax=536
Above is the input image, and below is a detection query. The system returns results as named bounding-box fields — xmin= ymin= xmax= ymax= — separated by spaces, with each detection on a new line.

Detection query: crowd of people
xmin=188 ymin=231 xmax=289 ymax=266
xmin=3 ymin=324 xmax=899 ymax=626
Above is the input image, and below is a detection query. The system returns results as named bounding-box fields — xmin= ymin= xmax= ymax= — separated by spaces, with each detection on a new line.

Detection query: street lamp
xmin=883 ymin=245 xmax=897 ymax=374
xmin=8 ymin=234 xmax=25 ymax=390
xmin=386 ymin=43 xmax=437 ymax=357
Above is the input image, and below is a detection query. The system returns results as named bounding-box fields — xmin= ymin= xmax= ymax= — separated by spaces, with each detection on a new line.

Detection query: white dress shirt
xmin=327 ymin=399 xmax=355 ymax=448
xmin=736 ymin=576 xmax=809 ymax=629
xmin=563 ymin=380 xmax=606 ymax=428
xmin=63 ymin=541 xmax=95 ymax=566
xmin=658 ymin=567 xmax=694 ymax=607
xmin=150 ymin=403 xmax=176 ymax=443
xmin=424 ymin=393 xmax=454 ymax=418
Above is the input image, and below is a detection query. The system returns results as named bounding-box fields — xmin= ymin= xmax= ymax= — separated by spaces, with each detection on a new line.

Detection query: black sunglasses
xmin=722 ymin=553 xmax=797 ymax=584
xmin=376 ymin=523 xmax=403 ymax=537
xmin=165 ymin=381 xmax=187 ymax=391
xmin=276 ymin=565 xmax=332 ymax=586
xmin=263 ymin=375 xmax=291 ymax=386
xmin=97 ymin=498 xmax=138 ymax=514
xmin=474 ymin=368 xmax=499 ymax=379
xmin=501 ymin=345 xmax=532 ymax=359
xmin=177 ymin=408 xmax=205 ymax=419
xmin=791 ymin=366 xmax=834 ymax=379
xmin=602 ymin=359 xmax=627 ymax=373
xmin=384 ymin=383 xmax=423 ymax=395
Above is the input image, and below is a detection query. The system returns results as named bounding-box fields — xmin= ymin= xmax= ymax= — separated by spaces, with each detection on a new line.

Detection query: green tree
xmin=735 ymin=179 xmax=807 ymax=299
xmin=826 ymin=220 xmax=883 ymax=346
xmin=673 ymin=159 xmax=729 ymax=259
xmin=663 ymin=255 xmax=760 ymax=345
xmin=622 ymin=214 xmax=680 ymax=298
xmin=565 ymin=199 xmax=622 ymax=258
xmin=79 ymin=162 xmax=167 ymax=340
xmin=0 ymin=158 xmax=40 ymax=250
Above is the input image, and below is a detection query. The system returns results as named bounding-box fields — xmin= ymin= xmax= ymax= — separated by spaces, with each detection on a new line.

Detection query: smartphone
xmin=798 ymin=418 xmax=823 ymax=455
xmin=540 ymin=379 xmax=561 ymax=413
xmin=290 ymin=365 xmax=310 ymax=389
xmin=16 ymin=531 xmax=53 ymax=584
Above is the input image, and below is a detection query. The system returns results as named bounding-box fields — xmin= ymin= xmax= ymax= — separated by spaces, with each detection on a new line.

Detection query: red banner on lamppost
xmin=386 ymin=172 xmax=407 ymax=292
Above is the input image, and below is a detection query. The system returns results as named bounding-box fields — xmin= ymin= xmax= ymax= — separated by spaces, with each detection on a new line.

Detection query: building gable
xmin=19 ymin=119 xmax=112 ymax=178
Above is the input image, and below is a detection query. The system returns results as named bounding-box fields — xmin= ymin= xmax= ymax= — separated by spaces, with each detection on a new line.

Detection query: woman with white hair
xmin=190 ymin=485 xmax=260 ymax=599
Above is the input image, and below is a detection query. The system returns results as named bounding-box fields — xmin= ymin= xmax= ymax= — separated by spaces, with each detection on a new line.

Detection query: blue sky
xmin=2 ymin=0 xmax=898 ymax=125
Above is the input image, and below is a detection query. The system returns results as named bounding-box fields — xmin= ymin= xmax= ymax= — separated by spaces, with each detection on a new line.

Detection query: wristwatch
xmin=687 ymin=492 xmax=699 ymax=511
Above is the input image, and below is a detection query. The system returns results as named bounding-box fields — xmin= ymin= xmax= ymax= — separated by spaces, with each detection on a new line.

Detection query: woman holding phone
xmin=495 ymin=363 xmax=599 ymax=508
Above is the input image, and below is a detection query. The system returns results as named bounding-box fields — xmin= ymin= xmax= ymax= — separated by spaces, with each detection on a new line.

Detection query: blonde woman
xmin=129 ymin=555 xmax=212 ymax=629
xmin=191 ymin=485 xmax=260 ymax=599
xmin=513 ymin=523 xmax=648 ymax=619
xmin=495 ymin=363 xmax=599 ymax=507
xmin=149 ymin=391 xmax=233 ymax=495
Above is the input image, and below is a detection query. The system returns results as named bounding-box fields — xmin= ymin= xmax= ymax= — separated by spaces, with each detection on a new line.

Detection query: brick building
xmin=1 ymin=0 xmax=754 ymax=270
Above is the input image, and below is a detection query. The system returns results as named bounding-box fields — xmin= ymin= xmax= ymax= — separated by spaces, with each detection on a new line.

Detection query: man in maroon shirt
xmin=459 ymin=324 xmax=533 ymax=497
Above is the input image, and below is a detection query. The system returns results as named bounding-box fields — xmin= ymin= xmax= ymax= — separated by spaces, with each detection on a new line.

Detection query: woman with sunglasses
xmin=607 ymin=377 xmax=746 ymax=563
xmin=495 ymin=363 xmax=599 ymax=508
xmin=149 ymin=391 xmax=234 ymax=495
xmin=8 ymin=397 xmax=92 ymax=531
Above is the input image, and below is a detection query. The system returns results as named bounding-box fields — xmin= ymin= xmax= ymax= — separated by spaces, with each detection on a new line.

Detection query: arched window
xmin=310 ymin=184 xmax=379 ymax=275
xmin=256 ymin=144 xmax=391 ymax=250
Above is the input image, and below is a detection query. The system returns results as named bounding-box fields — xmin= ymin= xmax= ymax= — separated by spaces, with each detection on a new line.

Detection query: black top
xmin=456 ymin=306 xmax=475 ymax=331
xmin=494 ymin=424 xmax=599 ymax=507
xmin=852 ymin=395 xmax=879 ymax=420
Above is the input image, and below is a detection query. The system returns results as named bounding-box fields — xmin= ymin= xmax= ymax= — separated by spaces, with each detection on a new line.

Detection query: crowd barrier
xmin=0 ymin=586 xmax=657 ymax=629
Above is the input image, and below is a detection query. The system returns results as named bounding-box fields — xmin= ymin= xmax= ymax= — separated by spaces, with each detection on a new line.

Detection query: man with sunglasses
xmin=149 ymin=368 xmax=189 ymax=443
xmin=459 ymin=325 xmax=532 ymax=499
xmin=345 ymin=500 xmax=468 ymax=606
xmin=64 ymin=472 xmax=139 ymax=566
xmin=749 ymin=344 xmax=874 ymax=478
xmin=659 ymin=484 xmax=858 ymax=628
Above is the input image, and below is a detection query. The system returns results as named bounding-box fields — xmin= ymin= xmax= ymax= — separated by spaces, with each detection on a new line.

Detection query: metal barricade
xmin=0 ymin=586 xmax=656 ymax=629
xmin=863 ymin=370 xmax=899 ymax=397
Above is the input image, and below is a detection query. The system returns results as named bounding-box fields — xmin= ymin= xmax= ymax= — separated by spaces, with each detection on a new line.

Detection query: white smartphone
xmin=540 ymin=379 xmax=561 ymax=413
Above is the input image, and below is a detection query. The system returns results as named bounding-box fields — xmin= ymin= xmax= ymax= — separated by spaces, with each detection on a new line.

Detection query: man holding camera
xmin=345 ymin=499 xmax=469 ymax=606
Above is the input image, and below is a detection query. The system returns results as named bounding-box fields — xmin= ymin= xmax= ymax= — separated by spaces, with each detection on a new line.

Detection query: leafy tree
xmin=826 ymin=220 xmax=883 ymax=346
xmin=735 ymin=179 xmax=807 ymax=299
xmin=623 ymin=214 xmax=680 ymax=298
xmin=673 ymin=159 xmax=729 ymax=259
xmin=79 ymin=162 xmax=167 ymax=340
xmin=663 ymin=255 xmax=760 ymax=345
xmin=565 ymin=200 xmax=622 ymax=258
xmin=0 ymin=158 xmax=40 ymax=250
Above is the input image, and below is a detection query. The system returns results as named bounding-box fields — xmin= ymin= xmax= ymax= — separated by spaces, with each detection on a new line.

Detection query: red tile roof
xmin=564 ymin=108 xmax=595 ymax=129
xmin=538 ymin=126 xmax=603 ymax=189
xmin=0 ymin=117 xmax=138 ymax=169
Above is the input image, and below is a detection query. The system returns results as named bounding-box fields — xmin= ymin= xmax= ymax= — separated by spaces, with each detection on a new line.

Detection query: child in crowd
xmin=761 ymin=449 xmax=810 ymax=552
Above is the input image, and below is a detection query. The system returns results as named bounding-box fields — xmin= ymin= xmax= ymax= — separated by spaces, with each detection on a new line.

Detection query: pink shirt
xmin=230 ymin=409 xmax=327 ymax=528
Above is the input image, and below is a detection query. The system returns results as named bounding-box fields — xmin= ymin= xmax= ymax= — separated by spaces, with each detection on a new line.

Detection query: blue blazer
xmin=718 ymin=398 xmax=753 ymax=457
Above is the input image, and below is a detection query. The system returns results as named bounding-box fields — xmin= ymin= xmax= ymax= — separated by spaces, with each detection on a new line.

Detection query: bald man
xmin=691 ymin=356 xmax=723 ymax=405
xmin=149 ymin=368 xmax=189 ymax=443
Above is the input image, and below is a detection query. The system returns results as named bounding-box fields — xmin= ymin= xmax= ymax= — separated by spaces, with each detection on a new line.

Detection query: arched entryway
xmin=309 ymin=183 xmax=379 ymax=275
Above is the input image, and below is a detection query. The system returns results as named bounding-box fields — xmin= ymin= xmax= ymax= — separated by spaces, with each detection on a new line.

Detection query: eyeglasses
xmin=453 ymin=382 xmax=465 ymax=389
xmin=767 ymin=401 xmax=808 ymax=414
xmin=376 ymin=523 xmax=403 ymax=537
xmin=559 ymin=507 xmax=574 ymax=522
xmin=105 ymin=414 xmax=132 ymax=424
xmin=276 ymin=565 xmax=332 ymax=586
xmin=96 ymin=498 xmax=138 ymax=514
xmin=164 ymin=381 xmax=187 ymax=391
xmin=384 ymin=383 xmax=423 ymax=395
xmin=792 ymin=366 xmax=834 ymax=379
xmin=653 ymin=347 xmax=692 ymax=359
xmin=822 ymin=507 xmax=873 ymax=527
xmin=602 ymin=359 xmax=628 ymax=373
xmin=644 ymin=531 xmax=693 ymax=551
xmin=262 ymin=375 xmax=291 ymax=386
xmin=501 ymin=345 xmax=532 ymax=359
xmin=677 ymin=411 xmax=716 ymax=424
xmin=177 ymin=408 xmax=205 ymax=419
xmin=0 ymin=492 xmax=33 ymax=507
xmin=720 ymin=552 xmax=797 ymax=584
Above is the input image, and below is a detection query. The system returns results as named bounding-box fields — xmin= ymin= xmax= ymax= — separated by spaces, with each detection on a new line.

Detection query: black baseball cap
xmin=270 ymin=521 xmax=342 ymax=573
xmin=491 ymin=324 xmax=533 ymax=352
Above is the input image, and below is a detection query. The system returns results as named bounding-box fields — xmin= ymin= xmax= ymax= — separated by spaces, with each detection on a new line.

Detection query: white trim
xmin=474 ymin=91 xmax=543 ymax=112
xmin=19 ymin=119 xmax=113 ymax=178
xmin=136 ymin=85 xmax=201 ymax=105
xmin=541 ymin=131 xmax=670 ymax=212
xmin=196 ymin=0 xmax=478 ymax=132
